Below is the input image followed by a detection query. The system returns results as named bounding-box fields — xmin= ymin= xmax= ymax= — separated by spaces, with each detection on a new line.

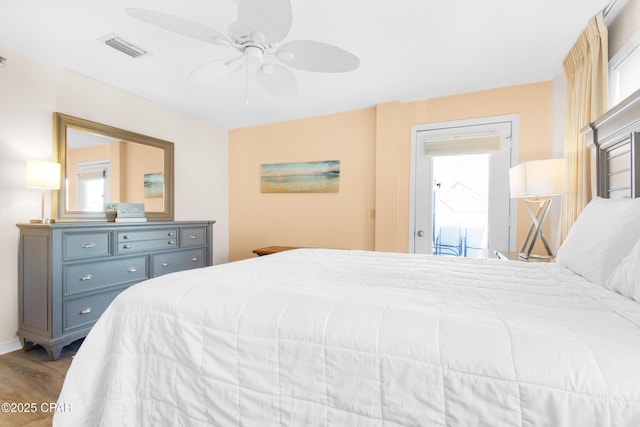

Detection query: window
xmin=76 ymin=161 xmax=110 ymax=211
xmin=610 ymin=31 xmax=640 ymax=106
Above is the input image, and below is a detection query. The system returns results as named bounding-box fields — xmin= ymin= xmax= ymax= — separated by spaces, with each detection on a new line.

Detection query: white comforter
xmin=54 ymin=249 xmax=640 ymax=426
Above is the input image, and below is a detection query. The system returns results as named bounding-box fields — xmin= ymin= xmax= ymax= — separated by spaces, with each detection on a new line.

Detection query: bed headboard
xmin=583 ymin=88 xmax=640 ymax=199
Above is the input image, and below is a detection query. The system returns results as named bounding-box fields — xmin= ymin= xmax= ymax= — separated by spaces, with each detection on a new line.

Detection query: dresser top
xmin=17 ymin=220 xmax=215 ymax=230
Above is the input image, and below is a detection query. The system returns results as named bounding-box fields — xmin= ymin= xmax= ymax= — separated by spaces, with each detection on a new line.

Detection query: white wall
xmin=0 ymin=48 xmax=229 ymax=352
xmin=608 ymin=0 xmax=640 ymax=58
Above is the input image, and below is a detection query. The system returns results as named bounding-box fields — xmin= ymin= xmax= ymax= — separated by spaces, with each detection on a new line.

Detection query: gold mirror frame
xmin=53 ymin=112 xmax=174 ymax=221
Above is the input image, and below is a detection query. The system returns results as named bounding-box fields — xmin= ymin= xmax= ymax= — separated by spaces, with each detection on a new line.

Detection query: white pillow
xmin=606 ymin=237 xmax=640 ymax=302
xmin=556 ymin=197 xmax=640 ymax=286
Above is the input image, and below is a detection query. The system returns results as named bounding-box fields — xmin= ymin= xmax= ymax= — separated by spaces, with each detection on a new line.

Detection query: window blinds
xmin=423 ymin=134 xmax=501 ymax=157
xmin=77 ymin=168 xmax=107 ymax=181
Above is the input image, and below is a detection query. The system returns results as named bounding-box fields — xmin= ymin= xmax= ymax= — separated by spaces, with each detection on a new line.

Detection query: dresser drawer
xmin=64 ymin=232 xmax=111 ymax=260
xmin=64 ymin=256 xmax=148 ymax=296
xmin=117 ymin=238 xmax=178 ymax=254
xmin=152 ymin=248 xmax=206 ymax=277
xmin=117 ymin=228 xmax=178 ymax=243
xmin=180 ymin=226 xmax=208 ymax=247
xmin=64 ymin=289 xmax=123 ymax=332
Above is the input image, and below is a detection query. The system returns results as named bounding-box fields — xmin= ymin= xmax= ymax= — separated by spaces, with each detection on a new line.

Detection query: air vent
xmin=102 ymin=34 xmax=150 ymax=58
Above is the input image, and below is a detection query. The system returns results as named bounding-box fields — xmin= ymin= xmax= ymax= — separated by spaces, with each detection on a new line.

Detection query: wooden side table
xmin=494 ymin=250 xmax=554 ymax=262
xmin=253 ymin=246 xmax=302 ymax=256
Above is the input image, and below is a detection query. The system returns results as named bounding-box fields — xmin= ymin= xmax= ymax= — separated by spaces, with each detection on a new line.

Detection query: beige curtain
xmin=561 ymin=13 xmax=608 ymax=241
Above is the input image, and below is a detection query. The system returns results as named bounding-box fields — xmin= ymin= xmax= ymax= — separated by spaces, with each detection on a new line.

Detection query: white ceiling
xmin=0 ymin=0 xmax=611 ymax=129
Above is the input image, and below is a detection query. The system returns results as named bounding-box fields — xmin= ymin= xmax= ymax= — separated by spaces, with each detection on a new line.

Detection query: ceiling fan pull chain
xmin=245 ymin=53 xmax=250 ymax=105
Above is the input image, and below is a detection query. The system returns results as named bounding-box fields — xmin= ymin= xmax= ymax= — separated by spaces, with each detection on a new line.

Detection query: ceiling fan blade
xmin=256 ymin=63 xmax=297 ymax=98
xmin=186 ymin=56 xmax=243 ymax=86
xmin=277 ymin=40 xmax=359 ymax=73
xmin=236 ymin=0 xmax=292 ymax=44
xmin=125 ymin=8 xmax=231 ymax=47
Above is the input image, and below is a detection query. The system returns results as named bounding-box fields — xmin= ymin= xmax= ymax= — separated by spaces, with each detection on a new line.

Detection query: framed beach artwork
xmin=144 ymin=172 xmax=164 ymax=198
xmin=260 ymin=160 xmax=340 ymax=193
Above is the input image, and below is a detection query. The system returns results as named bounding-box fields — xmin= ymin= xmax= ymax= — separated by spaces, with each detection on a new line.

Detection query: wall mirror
xmin=53 ymin=112 xmax=174 ymax=221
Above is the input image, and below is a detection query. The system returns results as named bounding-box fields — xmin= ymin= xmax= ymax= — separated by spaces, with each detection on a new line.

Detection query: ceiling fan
xmin=125 ymin=0 xmax=360 ymax=99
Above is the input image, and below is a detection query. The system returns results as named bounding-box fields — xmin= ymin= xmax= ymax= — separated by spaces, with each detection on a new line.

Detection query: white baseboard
xmin=0 ymin=337 xmax=22 ymax=356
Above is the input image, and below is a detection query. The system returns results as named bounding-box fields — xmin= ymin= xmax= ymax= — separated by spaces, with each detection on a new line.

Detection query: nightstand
xmin=494 ymin=250 xmax=554 ymax=262
xmin=252 ymin=246 xmax=302 ymax=256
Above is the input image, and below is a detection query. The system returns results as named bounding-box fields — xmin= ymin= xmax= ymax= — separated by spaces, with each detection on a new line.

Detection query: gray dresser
xmin=16 ymin=220 xmax=215 ymax=360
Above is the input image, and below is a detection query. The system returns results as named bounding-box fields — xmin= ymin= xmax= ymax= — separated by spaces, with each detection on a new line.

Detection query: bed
xmin=54 ymin=91 xmax=640 ymax=426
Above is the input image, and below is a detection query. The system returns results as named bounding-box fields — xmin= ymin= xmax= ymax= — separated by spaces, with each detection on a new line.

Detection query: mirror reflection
xmin=54 ymin=113 xmax=174 ymax=221
xmin=66 ymin=129 xmax=165 ymax=212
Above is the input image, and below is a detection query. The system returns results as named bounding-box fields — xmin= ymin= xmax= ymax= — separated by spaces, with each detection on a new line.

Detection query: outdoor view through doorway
xmin=432 ymin=154 xmax=489 ymax=258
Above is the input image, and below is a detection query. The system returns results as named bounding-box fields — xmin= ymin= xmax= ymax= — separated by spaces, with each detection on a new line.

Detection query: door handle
xmin=417 ymin=230 xmax=425 ymax=237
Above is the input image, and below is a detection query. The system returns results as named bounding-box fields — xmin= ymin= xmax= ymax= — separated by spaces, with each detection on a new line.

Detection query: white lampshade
xmin=25 ymin=160 xmax=61 ymax=190
xmin=509 ymin=158 xmax=567 ymax=198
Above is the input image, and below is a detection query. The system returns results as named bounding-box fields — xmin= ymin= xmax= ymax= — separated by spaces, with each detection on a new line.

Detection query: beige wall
xmin=229 ymin=81 xmax=553 ymax=260
xmin=229 ymin=108 xmax=377 ymax=261
xmin=0 ymin=48 xmax=229 ymax=352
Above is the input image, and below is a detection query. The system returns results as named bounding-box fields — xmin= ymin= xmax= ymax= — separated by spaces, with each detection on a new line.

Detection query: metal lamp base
xmin=519 ymin=198 xmax=554 ymax=259
xmin=31 ymin=188 xmax=56 ymax=224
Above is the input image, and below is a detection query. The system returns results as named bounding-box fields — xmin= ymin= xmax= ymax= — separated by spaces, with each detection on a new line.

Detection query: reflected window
xmin=76 ymin=161 xmax=110 ymax=211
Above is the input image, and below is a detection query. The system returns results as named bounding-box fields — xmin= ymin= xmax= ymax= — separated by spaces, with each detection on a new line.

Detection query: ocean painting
xmin=260 ymin=160 xmax=340 ymax=193
xmin=144 ymin=172 xmax=164 ymax=198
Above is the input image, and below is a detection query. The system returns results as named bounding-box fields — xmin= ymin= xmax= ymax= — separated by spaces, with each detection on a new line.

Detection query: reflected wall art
xmin=144 ymin=172 xmax=164 ymax=198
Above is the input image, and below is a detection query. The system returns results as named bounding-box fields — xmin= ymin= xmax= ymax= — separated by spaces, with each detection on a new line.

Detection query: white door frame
xmin=408 ymin=114 xmax=520 ymax=254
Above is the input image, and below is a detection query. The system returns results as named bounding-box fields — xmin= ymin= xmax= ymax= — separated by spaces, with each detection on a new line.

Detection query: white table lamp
xmin=509 ymin=158 xmax=567 ymax=259
xmin=26 ymin=160 xmax=61 ymax=224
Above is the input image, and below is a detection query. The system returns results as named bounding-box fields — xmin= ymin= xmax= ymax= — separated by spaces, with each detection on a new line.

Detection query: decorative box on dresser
xmin=17 ymin=220 xmax=215 ymax=360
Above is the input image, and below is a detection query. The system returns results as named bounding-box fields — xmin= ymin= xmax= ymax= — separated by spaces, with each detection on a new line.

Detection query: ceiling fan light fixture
xmin=261 ymin=64 xmax=275 ymax=74
xmin=244 ymin=45 xmax=264 ymax=59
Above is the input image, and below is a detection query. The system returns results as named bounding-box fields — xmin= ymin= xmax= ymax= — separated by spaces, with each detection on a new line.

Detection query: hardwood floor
xmin=0 ymin=340 xmax=81 ymax=427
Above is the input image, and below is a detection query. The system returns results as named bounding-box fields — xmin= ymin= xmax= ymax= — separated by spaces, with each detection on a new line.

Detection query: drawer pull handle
xmin=168 ymin=232 xmax=175 ymax=237
xmin=123 ymin=235 xmax=131 ymax=240
xmin=123 ymin=244 xmax=131 ymax=249
xmin=168 ymin=241 xmax=174 ymax=245
xmin=128 ymin=267 xmax=137 ymax=273
xmin=79 ymin=274 xmax=93 ymax=281
xmin=78 ymin=308 xmax=92 ymax=315
xmin=161 ymin=261 xmax=170 ymax=267
xmin=81 ymin=243 xmax=96 ymax=249
xmin=190 ymin=234 xmax=198 ymax=239
xmin=191 ymin=257 xmax=199 ymax=262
